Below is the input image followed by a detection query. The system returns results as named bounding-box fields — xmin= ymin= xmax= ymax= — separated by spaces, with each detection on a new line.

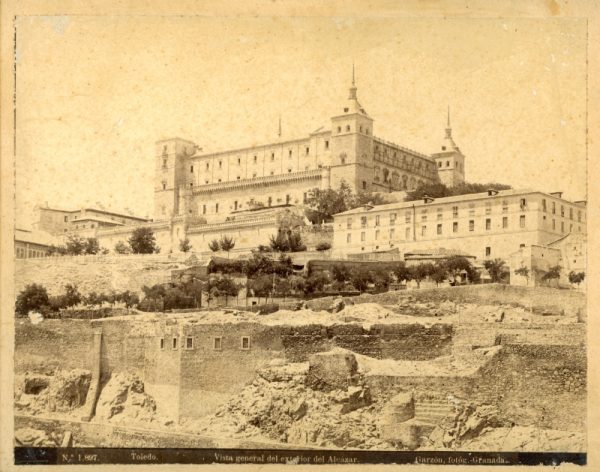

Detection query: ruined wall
xmin=14 ymin=254 xmax=192 ymax=296
xmin=306 ymin=284 xmax=586 ymax=318
xmin=280 ymin=323 xmax=453 ymax=362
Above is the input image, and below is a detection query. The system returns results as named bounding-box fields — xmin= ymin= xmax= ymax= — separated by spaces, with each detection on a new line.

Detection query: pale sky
xmin=14 ymin=16 xmax=587 ymax=227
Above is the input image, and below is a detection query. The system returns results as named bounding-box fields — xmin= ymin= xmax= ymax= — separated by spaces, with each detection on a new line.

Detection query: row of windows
xmin=15 ymin=247 xmax=47 ymax=258
xmin=437 ymin=160 xmax=463 ymax=171
xmin=159 ymin=336 xmax=251 ymax=351
xmin=336 ymin=123 xmax=370 ymax=135
xmin=189 ymin=143 xmax=330 ymax=173
xmin=541 ymin=199 xmax=583 ymax=221
xmin=346 ymin=216 xmax=527 ymax=242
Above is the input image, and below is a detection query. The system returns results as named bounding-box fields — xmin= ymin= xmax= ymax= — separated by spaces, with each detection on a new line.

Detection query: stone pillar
xmin=80 ymin=327 xmax=102 ymax=422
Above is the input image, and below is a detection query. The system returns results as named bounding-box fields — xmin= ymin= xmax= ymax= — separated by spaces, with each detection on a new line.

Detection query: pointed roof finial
xmin=447 ymin=105 xmax=451 ymax=128
xmin=349 ymin=62 xmax=357 ymax=100
xmin=352 ymin=62 xmax=355 ymax=86
xmin=278 ymin=114 xmax=282 ymax=138
xmin=445 ymin=105 xmax=452 ymax=138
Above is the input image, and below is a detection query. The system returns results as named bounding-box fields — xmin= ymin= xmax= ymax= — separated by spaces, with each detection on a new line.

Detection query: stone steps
xmin=414 ymin=401 xmax=455 ymax=426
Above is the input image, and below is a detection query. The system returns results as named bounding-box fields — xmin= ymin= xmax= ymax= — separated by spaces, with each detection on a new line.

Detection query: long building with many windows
xmin=331 ymin=189 xmax=586 ymax=261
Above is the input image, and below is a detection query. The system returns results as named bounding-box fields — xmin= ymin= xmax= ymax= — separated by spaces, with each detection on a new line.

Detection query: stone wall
xmin=14 ymin=254 xmax=193 ymax=296
xmin=306 ymin=284 xmax=586 ymax=318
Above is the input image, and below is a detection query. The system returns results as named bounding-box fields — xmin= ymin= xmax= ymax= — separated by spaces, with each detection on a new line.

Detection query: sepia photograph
xmin=2 ymin=2 xmax=596 ymax=467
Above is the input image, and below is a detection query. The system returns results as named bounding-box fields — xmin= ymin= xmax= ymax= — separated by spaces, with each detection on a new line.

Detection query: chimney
xmin=549 ymin=191 xmax=563 ymax=199
xmin=574 ymin=200 xmax=587 ymax=207
xmin=423 ymin=195 xmax=435 ymax=204
xmin=487 ymin=189 xmax=499 ymax=196
xmin=363 ymin=202 xmax=374 ymax=211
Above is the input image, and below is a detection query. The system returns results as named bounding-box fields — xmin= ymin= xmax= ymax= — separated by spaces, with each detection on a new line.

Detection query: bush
xmin=316 ymin=241 xmax=332 ymax=251
xmin=15 ymin=284 xmax=50 ymax=316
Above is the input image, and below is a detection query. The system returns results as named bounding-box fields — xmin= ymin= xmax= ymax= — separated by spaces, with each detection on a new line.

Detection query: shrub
xmin=316 ymin=241 xmax=332 ymax=251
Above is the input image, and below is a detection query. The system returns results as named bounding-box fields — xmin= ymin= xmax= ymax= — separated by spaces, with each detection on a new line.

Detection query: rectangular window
xmin=421 ymin=225 xmax=426 ymax=237
xmin=437 ymin=210 xmax=443 ymax=221
xmin=361 ymin=232 xmax=365 ymax=242
xmin=502 ymin=200 xmax=508 ymax=213
xmin=453 ymin=222 xmax=458 ymax=233
xmin=64 ymin=216 xmax=68 ymax=222
xmin=271 ymin=152 xmax=275 ymax=161
xmin=421 ymin=210 xmax=427 ymax=222
xmin=389 ymin=229 xmax=395 ymax=240
xmin=306 ymin=147 xmax=310 ymax=155
xmin=452 ymin=206 xmax=458 ymax=218
xmin=502 ymin=216 xmax=508 ymax=228
xmin=437 ymin=223 xmax=442 ymax=235
xmin=520 ymin=215 xmax=526 ymax=228
xmin=206 ymin=162 xmax=209 ymax=170
xmin=361 ymin=216 xmax=367 ymax=228
xmin=375 ymin=229 xmax=380 ymax=240
xmin=215 ymin=203 xmax=219 ymax=213
xmin=346 ymin=218 xmax=352 ymax=229
xmin=160 ymin=338 xmax=164 ymax=350
xmin=190 ymin=165 xmax=194 ymax=173
xmin=325 ymin=140 xmax=329 ymax=149
xmin=241 ymin=336 xmax=250 ymax=350
xmin=405 ymin=212 xmax=411 ymax=223
xmin=485 ymin=202 xmax=492 ymax=215
xmin=485 ymin=247 xmax=491 ymax=257
xmin=405 ymin=227 xmax=410 ymax=240
xmin=289 ymin=149 xmax=292 ymax=157
xmin=172 ymin=337 xmax=178 ymax=350
xmin=485 ymin=218 xmax=491 ymax=230
xmin=561 ymin=221 xmax=564 ymax=232
xmin=390 ymin=213 xmax=396 ymax=225
xmin=375 ymin=215 xmax=380 ymax=226
xmin=213 ymin=337 xmax=222 ymax=350
xmin=268 ymin=197 xmax=272 ymax=207
xmin=186 ymin=337 xmax=194 ymax=349
xmin=469 ymin=220 xmax=474 ymax=232
xmin=542 ymin=199 xmax=547 ymax=212
xmin=552 ymin=219 xmax=556 ymax=230
xmin=552 ymin=202 xmax=556 ymax=214
xmin=578 ymin=210 xmax=582 ymax=222
xmin=202 ymin=204 xmax=206 ymax=215
xmin=561 ymin=205 xmax=564 ymax=217
xmin=569 ymin=208 xmax=573 ymax=220
xmin=520 ymin=198 xmax=527 ymax=209
xmin=347 ymin=233 xmax=351 ymax=243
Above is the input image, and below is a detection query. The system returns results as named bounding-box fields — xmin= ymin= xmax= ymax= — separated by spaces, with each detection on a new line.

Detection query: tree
xmin=303 ymin=273 xmax=330 ymax=295
xmin=47 ymin=244 xmax=67 ymax=256
xmin=84 ymin=238 xmax=101 ymax=255
xmin=179 ymin=238 xmax=192 ymax=253
xmin=208 ymin=239 xmax=220 ymax=252
xmin=100 ymin=247 xmax=110 ymax=255
xmin=515 ymin=266 xmax=530 ymax=285
xmin=210 ymin=276 xmax=240 ymax=305
xmin=372 ymin=268 xmax=393 ymax=291
xmin=568 ymin=271 xmax=585 ymax=287
xmin=65 ymin=235 xmax=87 ymax=255
xmin=393 ymin=262 xmax=412 ymax=284
xmin=129 ymin=227 xmax=159 ymax=254
xmin=444 ymin=256 xmax=475 ymax=284
xmin=406 ymin=181 xmax=512 ymax=202
xmin=350 ymin=268 xmax=372 ymax=293
xmin=120 ymin=290 xmax=140 ymax=311
xmin=332 ymin=264 xmax=352 ymax=283
xmin=183 ymin=278 xmax=205 ymax=308
xmin=275 ymin=277 xmax=292 ymax=300
xmin=219 ymin=235 xmax=236 ymax=258
xmin=410 ymin=263 xmax=433 ymax=289
xmin=430 ymin=263 xmax=447 ymax=286
xmin=248 ymin=275 xmax=274 ymax=303
xmin=304 ymin=182 xmax=353 ymax=223
xmin=15 ymin=284 xmax=50 ymax=316
xmin=269 ymin=230 xmax=306 ymax=253
xmin=114 ymin=240 xmax=131 ymax=254
xmin=483 ymin=258 xmax=508 ymax=283
xmin=63 ymin=284 xmax=82 ymax=308
xmin=541 ymin=265 xmax=562 ymax=287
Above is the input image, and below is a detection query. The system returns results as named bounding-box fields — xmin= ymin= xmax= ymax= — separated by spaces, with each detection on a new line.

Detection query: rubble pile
xmin=14 ymin=427 xmax=61 ymax=447
xmin=95 ymin=373 xmax=157 ymax=423
xmin=192 ymin=360 xmax=388 ymax=449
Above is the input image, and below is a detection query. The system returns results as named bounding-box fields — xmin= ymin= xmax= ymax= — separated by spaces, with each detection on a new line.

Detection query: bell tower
xmin=329 ymin=65 xmax=374 ymax=192
xmin=432 ymin=107 xmax=465 ymax=187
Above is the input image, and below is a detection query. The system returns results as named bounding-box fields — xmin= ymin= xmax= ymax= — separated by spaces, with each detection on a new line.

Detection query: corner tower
xmin=432 ymin=107 xmax=465 ymax=187
xmin=154 ymin=138 xmax=197 ymax=220
xmin=329 ymin=66 xmax=374 ymax=192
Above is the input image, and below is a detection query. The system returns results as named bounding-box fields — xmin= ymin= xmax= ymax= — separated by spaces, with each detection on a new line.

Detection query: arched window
xmin=340 ymin=152 xmax=347 ymax=165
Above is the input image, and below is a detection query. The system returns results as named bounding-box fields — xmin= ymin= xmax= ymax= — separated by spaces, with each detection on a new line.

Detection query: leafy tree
xmin=84 ymin=238 xmax=101 ymax=255
xmin=163 ymin=287 xmax=190 ymax=310
xmin=182 ymin=278 xmax=205 ymax=308
xmin=444 ymin=256 xmax=476 ymax=284
xmin=210 ymin=276 xmax=240 ymax=305
xmin=316 ymin=241 xmax=332 ymax=251
xmin=350 ymin=268 xmax=373 ymax=293
xmin=65 ymin=235 xmax=87 ymax=255
xmin=541 ymin=265 xmax=562 ymax=287
xmin=63 ymin=284 xmax=82 ymax=308
xmin=114 ymin=240 xmax=131 ymax=254
xmin=85 ymin=291 xmax=102 ymax=307
xmin=483 ymin=258 xmax=508 ymax=283
xmin=120 ymin=290 xmax=140 ymax=310
xmin=372 ymin=268 xmax=393 ymax=291
xmin=208 ymin=239 xmax=220 ymax=252
xmin=269 ymin=230 xmax=306 ymax=252
xmin=515 ymin=266 xmax=530 ymax=285
xmin=15 ymin=284 xmax=50 ymax=316
xmin=303 ymin=273 xmax=330 ymax=295
xmin=129 ymin=227 xmax=159 ymax=254
xmin=406 ymin=181 xmax=512 ymax=202
xmin=304 ymin=182 xmax=354 ymax=224
xmin=568 ymin=271 xmax=585 ymax=287
xmin=46 ymin=244 xmax=67 ymax=256
xmin=275 ymin=277 xmax=292 ymax=300
xmin=179 ymin=238 xmax=192 ymax=253
xmin=288 ymin=275 xmax=306 ymax=294
xmin=275 ymin=254 xmax=294 ymax=277
xmin=430 ymin=263 xmax=447 ymax=286
xmin=219 ymin=235 xmax=236 ymax=258
xmin=393 ymin=262 xmax=412 ymax=284
xmin=248 ymin=275 xmax=275 ymax=303
xmin=332 ymin=264 xmax=352 ymax=283
xmin=410 ymin=263 xmax=433 ymax=288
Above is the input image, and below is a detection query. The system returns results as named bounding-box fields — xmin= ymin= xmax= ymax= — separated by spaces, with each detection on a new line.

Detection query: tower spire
xmin=349 ymin=63 xmax=357 ymax=100
xmin=278 ymin=114 xmax=282 ymax=138
xmin=445 ymin=105 xmax=452 ymax=138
